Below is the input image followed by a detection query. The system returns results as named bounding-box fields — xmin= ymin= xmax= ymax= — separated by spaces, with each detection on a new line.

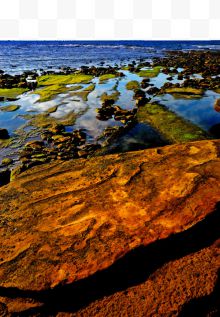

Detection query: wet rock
xmin=96 ymin=106 xmax=115 ymax=121
xmin=0 ymin=104 xmax=20 ymax=112
xmin=48 ymin=123 xmax=65 ymax=135
xmin=0 ymin=169 xmax=11 ymax=186
xmin=72 ymin=129 xmax=87 ymax=145
xmin=6 ymin=97 xmax=18 ymax=102
xmin=214 ymin=98 xmax=220 ymax=113
xmin=167 ymin=76 xmax=173 ymax=81
xmin=0 ymin=128 xmax=9 ymax=139
xmin=133 ymin=89 xmax=146 ymax=100
xmin=51 ymin=135 xmax=71 ymax=145
xmin=24 ymin=140 xmax=44 ymax=150
xmin=147 ymin=87 xmax=160 ymax=95
xmin=177 ymin=74 xmax=183 ymax=80
xmin=1 ymin=158 xmax=13 ymax=166
xmin=136 ymin=97 xmax=150 ymax=107
xmin=209 ymin=123 xmax=220 ymax=138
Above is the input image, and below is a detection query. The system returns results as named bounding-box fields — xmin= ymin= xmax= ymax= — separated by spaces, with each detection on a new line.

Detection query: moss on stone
xmin=137 ymin=103 xmax=209 ymax=144
xmin=164 ymin=87 xmax=204 ymax=96
xmin=100 ymin=91 xmax=120 ymax=103
xmin=171 ymin=93 xmax=203 ymax=100
xmin=126 ymin=81 xmax=140 ymax=90
xmin=38 ymin=74 xmax=93 ymax=86
xmin=99 ymin=74 xmax=118 ymax=83
xmin=71 ymin=84 xmax=95 ymax=101
xmin=70 ymin=85 xmax=83 ymax=91
xmin=0 ymin=88 xmax=28 ymax=99
xmin=0 ymin=105 xmax=20 ymax=112
xmin=137 ymin=66 xmax=161 ymax=78
xmin=35 ymin=84 xmax=68 ymax=102
xmin=45 ymin=106 xmax=58 ymax=114
xmin=22 ymin=111 xmax=77 ymax=130
xmin=35 ymin=74 xmax=94 ymax=102
xmin=0 ymin=138 xmax=12 ymax=148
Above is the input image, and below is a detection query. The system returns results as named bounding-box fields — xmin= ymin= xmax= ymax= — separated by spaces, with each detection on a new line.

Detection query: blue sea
xmin=0 ymin=40 xmax=220 ymax=74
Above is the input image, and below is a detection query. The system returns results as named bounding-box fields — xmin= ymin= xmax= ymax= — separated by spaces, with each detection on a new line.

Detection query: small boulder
xmin=1 ymin=158 xmax=13 ymax=166
xmin=214 ymin=99 xmax=220 ymax=113
xmin=0 ymin=169 xmax=11 ymax=186
xmin=0 ymin=128 xmax=9 ymax=139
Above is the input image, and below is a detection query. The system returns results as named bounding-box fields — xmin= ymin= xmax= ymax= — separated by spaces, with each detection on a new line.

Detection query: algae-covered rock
xmin=137 ymin=66 xmax=161 ymax=78
xmin=0 ymin=88 xmax=28 ymax=99
xmin=99 ymin=74 xmax=118 ymax=82
xmin=137 ymin=103 xmax=209 ymax=143
xmin=1 ymin=158 xmax=13 ymax=166
xmin=126 ymin=81 xmax=140 ymax=90
xmin=0 ymin=104 xmax=20 ymax=112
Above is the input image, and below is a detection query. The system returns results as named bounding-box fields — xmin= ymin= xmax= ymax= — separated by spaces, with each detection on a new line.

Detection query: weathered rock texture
xmin=0 ymin=140 xmax=220 ymax=316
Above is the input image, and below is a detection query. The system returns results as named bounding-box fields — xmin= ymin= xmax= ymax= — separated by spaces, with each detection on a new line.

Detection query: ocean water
xmin=1 ymin=40 xmax=220 ymax=74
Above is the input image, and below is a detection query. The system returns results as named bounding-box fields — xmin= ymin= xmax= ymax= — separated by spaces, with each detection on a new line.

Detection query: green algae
xmin=69 ymin=85 xmax=83 ymax=91
xmin=37 ymin=74 xmax=93 ymax=86
xmin=137 ymin=66 xmax=161 ymax=78
xmin=0 ymin=138 xmax=13 ymax=149
xmin=126 ymin=81 xmax=140 ymax=90
xmin=0 ymin=88 xmax=28 ymax=99
xmin=35 ymin=84 xmax=68 ymax=102
xmin=137 ymin=103 xmax=209 ymax=144
xmin=100 ymin=90 xmax=120 ymax=103
xmin=21 ymin=112 xmax=77 ymax=130
xmin=36 ymin=75 xmax=94 ymax=102
xmin=171 ymin=93 xmax=203 ymax=100
xmin=70 ymin=83 xmax=95 ymax=101
xmin=21 ymin=113 xmax=59 ymax=129
xmin=99 ymin=74 xmax=118 ymax=83
xmin=45 ymin=105 xmax=59 ymax=114
xmin=0 ymin=105 xmax=20 ymax=112
xmin=163 ymin=87 xmax=204 ymax=96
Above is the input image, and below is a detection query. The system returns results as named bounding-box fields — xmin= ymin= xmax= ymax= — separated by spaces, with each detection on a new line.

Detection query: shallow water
xmin=0 ymin=64 xmax=220 ymax=165
xmin=1 ymin=70 xmax=220 ymax=150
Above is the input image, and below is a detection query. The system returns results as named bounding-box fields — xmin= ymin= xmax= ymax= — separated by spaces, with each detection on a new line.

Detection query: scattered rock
xmin=0 ymin=104 xmax=20 ymax=112
xmin=0 ymin=169 xmax=11 ymax=186
xmin=214 ymin=98 xmax=220 ymax=113
xmin=1 ymin=158 xmax=13 ymax=166
xmin=0 ymin=128 xmax=9 ymax=139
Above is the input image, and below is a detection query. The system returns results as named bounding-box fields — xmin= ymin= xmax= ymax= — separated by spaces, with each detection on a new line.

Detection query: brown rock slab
xmin=0 ymin=140 xmax=220 ymax=294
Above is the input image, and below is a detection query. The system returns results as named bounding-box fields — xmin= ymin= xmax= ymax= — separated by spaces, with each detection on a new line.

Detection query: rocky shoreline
xmin=0 ymin=50 xmax=220 ymax=186
xmin=0 ymin=49 xmax=220 ymax=316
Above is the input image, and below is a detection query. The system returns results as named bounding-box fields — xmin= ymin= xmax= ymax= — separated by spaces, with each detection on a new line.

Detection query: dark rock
xmin=0 ymin=169 xmax=11 ymax=186
xmin=147 ymin=87 xmax=160 ymax=95
xmin=0 ymin=128 xmax=9 ymax=139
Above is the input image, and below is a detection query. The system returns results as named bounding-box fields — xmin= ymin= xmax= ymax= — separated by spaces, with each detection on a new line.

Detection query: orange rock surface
xmin=0 ymin=140 xmax=220 ymax=315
